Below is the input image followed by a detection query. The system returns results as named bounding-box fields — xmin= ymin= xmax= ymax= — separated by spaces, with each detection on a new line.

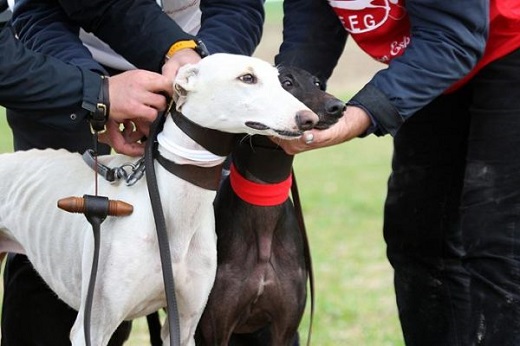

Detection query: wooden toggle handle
xmin=57 ymin=196 xmax=133 ymax=216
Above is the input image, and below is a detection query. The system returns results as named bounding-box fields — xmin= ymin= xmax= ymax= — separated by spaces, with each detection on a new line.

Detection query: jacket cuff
xmin=350 ymin=84 xmax=404 ymax=137
xmin=80 ymin=68 xmax=103 ymax=115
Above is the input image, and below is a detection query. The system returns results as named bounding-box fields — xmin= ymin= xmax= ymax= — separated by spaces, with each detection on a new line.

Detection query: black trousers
xmin=1 ymin=113 xmax=131 ymax=345
xmin=1 ymin=255 xmax=132 ymax=346
xmin=384 ymin=48 xmax=520 ymax=346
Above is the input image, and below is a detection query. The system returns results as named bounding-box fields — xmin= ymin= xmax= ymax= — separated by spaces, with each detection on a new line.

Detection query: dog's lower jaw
xmin=244 ymin=121 xmax=303 ymax=140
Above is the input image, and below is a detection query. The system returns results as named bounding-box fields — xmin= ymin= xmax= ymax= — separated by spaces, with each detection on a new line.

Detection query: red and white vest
xmin=328 ymin=0 xmax=520 ymax=89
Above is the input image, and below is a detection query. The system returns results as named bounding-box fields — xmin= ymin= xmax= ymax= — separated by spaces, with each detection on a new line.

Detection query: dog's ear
xmin=173 ymin=64 xmax=199 ymax=111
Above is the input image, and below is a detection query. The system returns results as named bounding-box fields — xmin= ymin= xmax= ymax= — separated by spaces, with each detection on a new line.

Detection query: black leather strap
xmin=82 ymin=195 xmax=110 ymax=346
xmin=171 ymin=110 xmax=235 ymax=157
xmin=82 ymin=149 xmax=116 ymax=182
xmin=89 ymin=76 xmax=110 ymax=132
xmin=156 ymin=155 xmax=222 ymax=191
xmin=145 ymin=114 xmax=182 ymax=346
xmin=290 ymin=171 xmax=315 ymax=346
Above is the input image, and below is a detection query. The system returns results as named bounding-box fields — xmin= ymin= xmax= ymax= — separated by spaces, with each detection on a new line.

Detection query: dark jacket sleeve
xmin=274 ymin=0 xmax=347 ymax=86
xmin=350 ymin=0 xmax=489 ymax=136
xmin=0 ymin=27 xmax=101 ymax=128
xmin=276 ymin=0 xmax=488 ymax=136
xmin=11 ymin=0 xmax=105 ymax=74
xmin=57 ymin=0 xmax=264 ymax=71
xmin=57 ymin=0 xmax=193 ymax=72
xmin=197 ymin=0 xmax=264 ymax=56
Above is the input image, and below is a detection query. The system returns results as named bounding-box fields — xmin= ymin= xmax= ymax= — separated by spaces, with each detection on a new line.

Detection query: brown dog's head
xmin=278 ymin=66 xmax=345 ymax=130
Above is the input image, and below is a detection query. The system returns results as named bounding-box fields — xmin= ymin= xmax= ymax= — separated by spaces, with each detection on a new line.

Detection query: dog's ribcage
xmin=0 ymin=148 xmax=217 ymax=319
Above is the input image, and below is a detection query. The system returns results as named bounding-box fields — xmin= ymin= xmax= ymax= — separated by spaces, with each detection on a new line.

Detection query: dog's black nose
xmin=326 ymin=99 xmax=346 ymax=118
xmin=295 ymin=110 xmax=319 ymax=131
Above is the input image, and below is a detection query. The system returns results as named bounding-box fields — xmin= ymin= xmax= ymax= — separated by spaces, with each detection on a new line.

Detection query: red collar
xmin=229 ymin=163 xmax=291 ymax=206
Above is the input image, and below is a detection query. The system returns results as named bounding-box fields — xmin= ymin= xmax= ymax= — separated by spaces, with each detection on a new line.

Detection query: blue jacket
xmin=275 ymin=0 xmax=488 ymax=136
xmin=0 ymin=27 xmax=101 ymax=119
xmin=12 ymin=0 xmax=264 ymax=72
xmin=7 ymin=0 xmax=264 ymax=149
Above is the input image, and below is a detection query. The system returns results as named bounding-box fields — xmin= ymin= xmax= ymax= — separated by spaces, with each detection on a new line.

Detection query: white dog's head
xmin=173 ymin=53 xmax=319 ymax=139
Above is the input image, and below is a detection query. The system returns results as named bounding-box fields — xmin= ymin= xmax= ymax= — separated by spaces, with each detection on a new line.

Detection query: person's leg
xmin=462 ymin=48 xmax=520 ymax=346
xmin=1 ymin=254 xmax=79 ymax=345
xmin=384 ymin=89 xmax=472 ymax=346
xmin=1 ymin=257 xmax=133 ymax=346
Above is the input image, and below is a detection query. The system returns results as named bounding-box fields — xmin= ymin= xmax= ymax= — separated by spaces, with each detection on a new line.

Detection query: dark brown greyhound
xmin=195 ymin=66 xmax=346 ymax=346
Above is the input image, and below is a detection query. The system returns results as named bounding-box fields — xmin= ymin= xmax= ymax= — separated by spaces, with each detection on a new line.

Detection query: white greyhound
xmin=0 ymin=53 xmax=318 ymax=346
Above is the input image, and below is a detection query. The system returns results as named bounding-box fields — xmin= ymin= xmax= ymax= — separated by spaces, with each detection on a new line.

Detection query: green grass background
xmin=0 ymin=2 xmax=404 ymax=344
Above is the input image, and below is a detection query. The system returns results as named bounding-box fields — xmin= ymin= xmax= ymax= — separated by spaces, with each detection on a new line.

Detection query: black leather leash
xmin=290 ymin=169 xmax=315 ymax=346
xmin=57 ymin=140 xmax=133 ymax=346
xmin=79 ymin=112 xmax=184 ymax=345
xmin=144 ymin=106 xmax=236 ymax=345
xmin=82 ymin=196 xmax=111 ymax=346
xmin=145 ymin=112 xmax=182 ymax=346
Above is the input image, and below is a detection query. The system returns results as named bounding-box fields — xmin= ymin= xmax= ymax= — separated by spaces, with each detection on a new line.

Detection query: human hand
xmin=98 ymin=69 xmax=173 ymax=156
xmin=162 ymin=48 xmax=202 ymax=82
xmin=273 ymin=106 xmax=373 ymax=155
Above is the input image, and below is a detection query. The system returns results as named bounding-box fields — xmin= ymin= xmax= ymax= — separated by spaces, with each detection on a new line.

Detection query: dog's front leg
xmin=70 ymin=312 xmax=123 ymax=346
xmin=161 ymin=227 xmax=218 ymax=346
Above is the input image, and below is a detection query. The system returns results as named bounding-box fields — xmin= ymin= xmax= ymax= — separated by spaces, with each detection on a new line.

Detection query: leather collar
xmin=155 ymin=154 xmax=223 ymax=191
xmin=171 ymin=110 xmax=236 ymax=156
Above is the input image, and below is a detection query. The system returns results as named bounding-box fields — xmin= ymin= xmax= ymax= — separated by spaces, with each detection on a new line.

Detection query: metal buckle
xmin=90 ymin=103 xmax=108 ymax=134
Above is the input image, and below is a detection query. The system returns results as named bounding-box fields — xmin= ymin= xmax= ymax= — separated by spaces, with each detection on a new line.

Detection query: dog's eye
xmin=239 ymin=73 xmax=257 ymax=84
xmin=314 ymin=80 xmax=325 ymax=91
xmin=281 ymin=80 xmax=293 ymax=89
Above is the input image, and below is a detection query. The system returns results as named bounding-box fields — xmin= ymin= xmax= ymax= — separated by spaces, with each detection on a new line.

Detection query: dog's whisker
xmin=238 ymin=134 xmax=251 ymax=144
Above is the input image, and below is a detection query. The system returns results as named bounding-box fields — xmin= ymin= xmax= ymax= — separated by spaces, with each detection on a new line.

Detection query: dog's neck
xmin=233 ymin=136 xmax=294 ymax=183
xmin=229 ymin=135 xmax=295 ymax=206
xmin=157 ymin=116 xmax=227 ymax=168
